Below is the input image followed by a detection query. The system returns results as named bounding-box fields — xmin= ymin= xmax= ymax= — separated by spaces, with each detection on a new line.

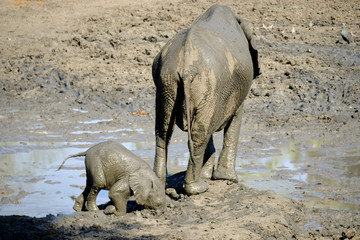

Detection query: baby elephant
xmin=58 ymin=141 xmax=166 ymax=216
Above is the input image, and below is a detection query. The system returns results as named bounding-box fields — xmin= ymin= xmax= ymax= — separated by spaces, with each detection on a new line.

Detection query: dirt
xmin=0 ymin=0 xmax=359 ymax=239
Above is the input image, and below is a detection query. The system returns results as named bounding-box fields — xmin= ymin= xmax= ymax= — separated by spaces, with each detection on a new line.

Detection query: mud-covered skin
xmin=60 ymin=141 xmax=165 ymax=216
xmin=152 ymin=5 xmax=260 ymax=195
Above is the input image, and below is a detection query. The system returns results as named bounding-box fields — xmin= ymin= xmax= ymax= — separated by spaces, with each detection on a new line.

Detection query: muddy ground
xmin=0 ymin=0 xmax=359 ymax=239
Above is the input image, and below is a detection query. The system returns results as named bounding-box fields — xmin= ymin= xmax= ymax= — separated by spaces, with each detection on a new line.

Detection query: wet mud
xmin=0 ymin=0 xmax=359 ymax=239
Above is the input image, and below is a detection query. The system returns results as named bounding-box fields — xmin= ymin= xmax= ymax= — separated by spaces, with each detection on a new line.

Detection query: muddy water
xmin=236 ymin=139 xmax=360 ymax=211
xmin=0 ymin=128 xmax=359 ymax=217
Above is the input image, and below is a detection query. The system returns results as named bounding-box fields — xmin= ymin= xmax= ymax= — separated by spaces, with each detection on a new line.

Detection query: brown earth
xmin=0 ymin=0 xmax=359 ymax=239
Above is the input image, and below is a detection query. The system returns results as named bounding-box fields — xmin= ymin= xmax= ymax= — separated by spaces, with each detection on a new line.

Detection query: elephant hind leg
xmin=85 ymin=185 xmax=101 ymax=212
xmin=154 ymin=92 xmax=176 ymax=187
xmin=201 ymin=135 xmax=215 ymax=179
xmin=213 ymin=104 xmax=243 ymax=182
xmin=73 ymin=178 xmax=92 ymax=211
xmin=184 ymin=130 xmax=211 ymax=195
xmin=73 ymin=190 xmax=87 ymax=212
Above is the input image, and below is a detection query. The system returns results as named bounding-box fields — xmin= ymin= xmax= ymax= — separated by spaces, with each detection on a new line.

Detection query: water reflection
xmin=122 ymin=141 xmax=154 ymax=151
xmin=78 ymin=119 xmax=114 ymax=124
xmin=0 ymin=145 xmax=89 ymax=217
xmin=345 ymin=161 xmax=360 ymax=178
xmin=0 ymin=147 xmax=82 ymax=177
xmin=71 ymin=128 xmax=145 ymax=135
xmin=305 ymin=195 xmax=360 ymax=211
xmin=236 ymin=140 xmax=360 ymax=211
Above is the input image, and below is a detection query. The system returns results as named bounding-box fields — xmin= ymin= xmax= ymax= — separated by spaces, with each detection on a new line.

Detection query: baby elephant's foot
xmin=213 ymin=167 xmax=238 ymax=183
xmin=104 ymin=205 xmax=126 ymax=216
xmin=73 ymin=195 xmax=85 ymax=212
xmin=104 ymin=205 xmax=116 ymax=215
xmin=73 ymin=202 xmax=83 ymax=212
xmin=184 ymin=179 xmax=208 ymax=195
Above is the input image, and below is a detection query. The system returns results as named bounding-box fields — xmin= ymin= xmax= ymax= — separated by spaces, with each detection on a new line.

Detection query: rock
xmin=341 ymin=23 xmax=352 ymax=44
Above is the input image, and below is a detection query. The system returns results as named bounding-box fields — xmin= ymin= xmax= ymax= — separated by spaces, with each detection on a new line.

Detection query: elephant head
xmin=129 ymin=168 xmax=166 ymax=211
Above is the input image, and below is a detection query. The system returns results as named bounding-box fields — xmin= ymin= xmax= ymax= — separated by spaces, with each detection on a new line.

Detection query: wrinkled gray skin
xmin=58 ymin=141 xmax=166 ymax=216
xmin=152 ymin=4 xmax=260 ymax=195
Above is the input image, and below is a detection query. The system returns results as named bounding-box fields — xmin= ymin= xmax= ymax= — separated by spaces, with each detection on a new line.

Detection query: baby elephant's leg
xmin=73 ymin=179 xmax=91 ymax=211
xmin=106 ymin=180 xmax=130 ymax=216
xmin=86 ymin=186 xmax=101 ymax=212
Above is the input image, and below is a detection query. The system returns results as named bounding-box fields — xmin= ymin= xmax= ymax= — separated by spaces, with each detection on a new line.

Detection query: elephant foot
xmin=104 ymin=205 xmax=126 ymax=216
xmin=73 ymin=202 xmax=83 ymax=212
xmin=73 ymin=194 xmax=85 ymax=212
xmin=213 ymin=167 xmax=238 ymax=183
xmin=86 ymin=203 xmax=99 ymax=212
xmin=184 ymin=179 xmax=208 ymax=195
xmin=104 ymin=205 xmax=118 ymax=215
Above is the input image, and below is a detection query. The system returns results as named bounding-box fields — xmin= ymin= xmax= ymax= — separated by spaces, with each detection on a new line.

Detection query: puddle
xmin=304 ymin=195 xmax=360 ymax=211
xmin=0 ymin=146 xmax=90 ymax=217
xmin=236 ymin=141 xmax=360 ymax=211
xmin=71 ymin=128 xmax=145 ymax=135
xmin=78 ymin=119 xmax=114 ymax=124
xmin=304 ymin=220 xmax=323 ymax=231
xmin=0 ymin=137 xmax=359 ymax=217
xmin=72 ymin=108 xmax=88 ymax=113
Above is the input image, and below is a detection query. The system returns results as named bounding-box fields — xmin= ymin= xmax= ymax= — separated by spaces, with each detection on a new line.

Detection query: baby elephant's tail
xmin=57 ymin=152 xmax=86 ymax=171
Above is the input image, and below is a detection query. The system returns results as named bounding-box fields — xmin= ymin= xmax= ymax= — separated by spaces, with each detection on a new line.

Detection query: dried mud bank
xmin=0 ymin=0 xmax=359 ymax=239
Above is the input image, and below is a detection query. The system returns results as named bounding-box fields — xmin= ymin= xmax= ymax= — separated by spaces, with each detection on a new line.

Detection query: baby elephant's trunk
xmin=57 ymin=152 xmax=87 ymax=171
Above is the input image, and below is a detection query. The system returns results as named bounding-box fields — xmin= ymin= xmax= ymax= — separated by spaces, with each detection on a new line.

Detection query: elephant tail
xmin=57 ymin=152 xmax=86 ymax=171
xmin=178 ymin=72 xmax=196 ymax=177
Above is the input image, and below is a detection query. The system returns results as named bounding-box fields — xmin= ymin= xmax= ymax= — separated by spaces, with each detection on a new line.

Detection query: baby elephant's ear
xmin=129 ymin=169 xmax=152 ymax=206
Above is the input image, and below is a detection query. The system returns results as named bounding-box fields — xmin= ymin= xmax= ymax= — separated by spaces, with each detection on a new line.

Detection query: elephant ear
xmin=129 ymin=168 xmax=152 ymax=206
xmin=236 ymin=16 xmax=261 ymax=79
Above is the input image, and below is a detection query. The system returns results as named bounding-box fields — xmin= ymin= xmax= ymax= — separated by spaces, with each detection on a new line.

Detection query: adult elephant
xmin=152 ymin=4 xmax=260 ymax=195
